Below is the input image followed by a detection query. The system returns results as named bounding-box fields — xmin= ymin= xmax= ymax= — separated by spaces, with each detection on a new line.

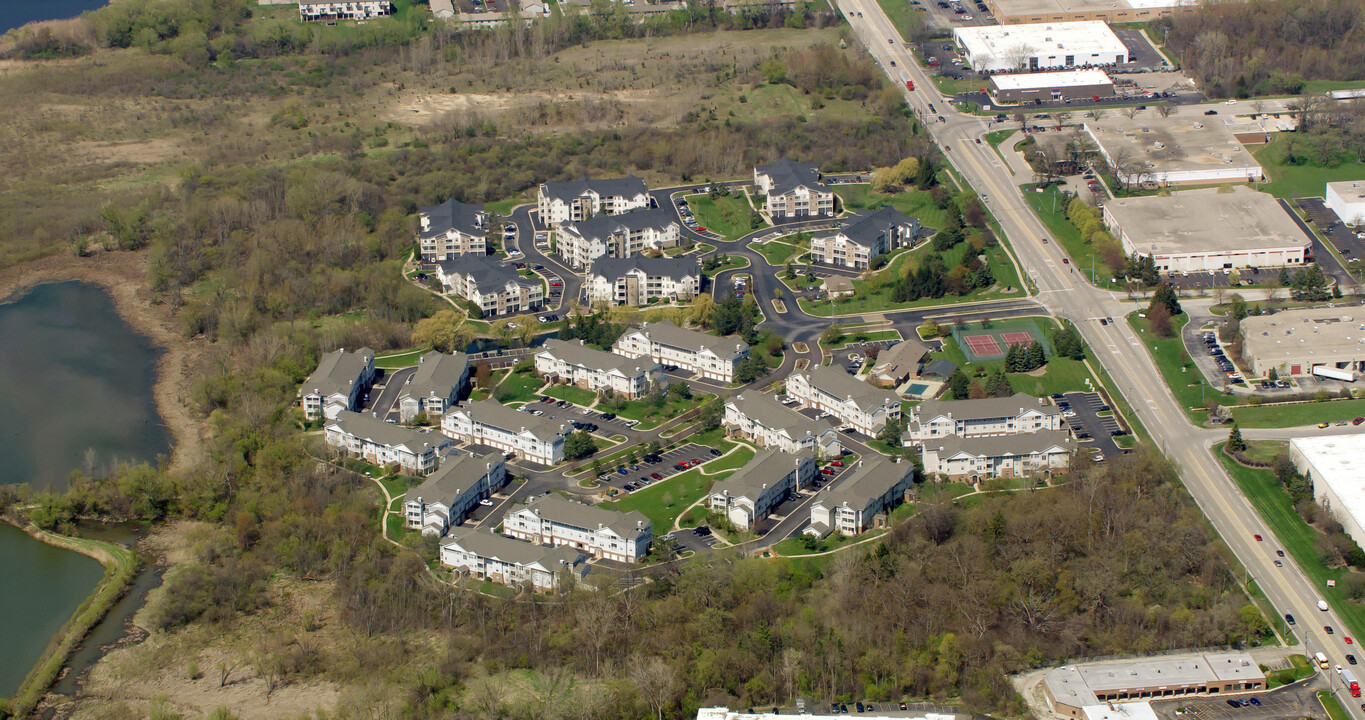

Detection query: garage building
xmin=1102 ymin=186 xmax=1310 ymax=273
xmin=1043 ymin=652 xmax=1265 ymax=719
xmin=1292 ymin=435 xmax=1365 ymax=551
xmin=1082 ymin=111 xmax=1263 ymax=186
xmin=953 ymin=22 xmax=1127 ymax=73
xmin=1241 ymin=307 xmax=1365 ymax=377
xmin=1326 ymin=181 xmax=1365 ymax=227
xmin=990 ymin=69 xmax=1114 ymax=103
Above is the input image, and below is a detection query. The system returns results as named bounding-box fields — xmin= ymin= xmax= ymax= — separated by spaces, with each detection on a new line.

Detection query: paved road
xmin=363 ymin=366 xmax=417 ymax=421
xmin=834 ymin=0 xmax=1365 ymax=714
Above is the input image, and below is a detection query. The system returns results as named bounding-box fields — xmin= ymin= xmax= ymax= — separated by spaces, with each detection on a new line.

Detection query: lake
xmin=0 ymin=0 xmax=108 ymax=34
xmin=0 ymin=282 xmax=170 ymax=698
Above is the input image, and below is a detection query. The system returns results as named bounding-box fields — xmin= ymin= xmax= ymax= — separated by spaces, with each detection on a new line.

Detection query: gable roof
xmin=566 ymin=206 xmax=678 ymax=241
xmin=921 ymin=359 xmax=959 ymax=378
xmin=820 ymin=455 xmax=913 ymax=509
xmin=798 ymin=365 xmax=902 ymax=410
xmin=915 ymin=392 xmax=1060 ymax=422
xmin=301 ymin=348 xmax=374 ymax=399
xmin=443 ymin=526 xmax=584 ymax=568
xmin=728 ymin=392 xmax=835 ymax=440
xmin=329 ymin=410 xmax=447 ymax=453
xmin=420 ymin=198 xmax=486 ymax=239
xmin=872 ymin=339 xmax=932 ymax=380
xmin=460 ymin=398 xmax=568 ymax=442
xmin=816 ymin=207 xmax=921 ymax=248
xmin=756 ymin=158 xmax=826 ymax=197
xmin=541 ymin=176 xmax=649 ymax=203
xmin=440 ymin=256 xmax=537 ymax=295
xmin=405 ymin=450 xmax=502 ymax=506
xmin=515 ymin=492 xmax=652 ymax=538
xmin=401 ymin=351 xmax=469 ymax=402
xmin=919 ymin=429 xmax=1073 ymax=458
xmin=587 ymin=255 xmax=700 ymax=283
xmin=623 ymin=320 xmax=748 ymax=361
xmin=539 ymin=339 xmax=658 ymax=377
xmin=710 ymin=448 xmax=812 ymax=501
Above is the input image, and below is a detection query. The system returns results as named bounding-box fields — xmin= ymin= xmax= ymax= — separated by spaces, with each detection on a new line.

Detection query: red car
xmin=1354 ymin=417 xmax=1364 ymax=425
xmin=695 ymin=226 xmax=708 ymax=232
xmin=679 ymin=461 xmax=691 ymax=468
xmin=1349 ymin=637 xmax=1355 ymax=645
xmin=651 ymin=472 xmax=663 ymax=480
xmin=831 ymin=461 xmax=844 ymax=467
xmin=1254 ymin=534 xmax=1262 ymax=541
xmin=736 ymin=291 xmax=746 ymax=297
xmin=1062 ymin=258 xmax=1070 ymax=264
xmin=550 ymin=280 xmax=562 ymax=287
xmin=821 ymin=468 xmax=834 ymax=475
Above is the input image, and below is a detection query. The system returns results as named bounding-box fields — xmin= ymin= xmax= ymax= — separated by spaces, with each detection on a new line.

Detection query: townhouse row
xmin=902 ymin=392 xmax=1074 ymax=480
xmin=300 ymin=349 xmax=469 ymax=423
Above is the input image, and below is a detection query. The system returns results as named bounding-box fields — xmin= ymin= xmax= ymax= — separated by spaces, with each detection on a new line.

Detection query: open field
xmin=687 ymin=194 xmax=757 ymax=241
xmin=599 ymin=466 xmax=729 ymax=530
xmin=544 ymin=384 xmax=597 ymax=406
xmin=1231 ymin=398 xmax=1365 ymax=428
xmin=1254 ymin=136 xmax=1365 ymax=201
xmin=836 ymin=183 xmax=953 ymax=230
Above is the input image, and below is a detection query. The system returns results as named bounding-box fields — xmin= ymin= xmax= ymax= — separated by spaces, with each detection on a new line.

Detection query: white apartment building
xmin=919 ymin=430 xmax=1073 ymax=480
xmin=503 ymin=492 xmax=653 ymax=563
xmin=325 ymin=410 xmax=452 ymax=476
xmin=404 ymin=451 xmax=507 ymax=536
xmin=708 ymin=449 xmax=816 ymax=531
xmin=753 ymin=158 xmax=835 ymax=219
xmin=299 ymin=0 xmax=394 ymax=21
xmin=904 ymin=392 xmax=1063 ymax=443
xmin=555 ymin=207 xmax=681 ymax=269
xmin=809 ymin=208 xmax=921 ymax=270
xmin=418 ymin=198 xmax=487 ymax=262
xmin=441 ymin=527 xmax=587 ymax=592
xmin=583 ymin=256 xmax=702 ymax=307
xmin=298 ymin=348 xmax=376 ymax=420
xmin=787 ymin=365 xmax=903 ymax=437
xmin=723 ymin=392 xmax=842 ymax=457
xmin=436 ymin=256 xmax=543 ymax=318
xmin=613 ymin=320 xmax=749 ymax=383
xmin=537 ymin=176 xmax=651 ymax=226
xmin=535 ymin=338 xmax=665 ymax=400
xmin=398 ymin=351 xmax=470 ymax=422
xmin=441 ymin=399 xmax=569 ymax=465
xmin=807 ymin=456 xmax=914 ymax=537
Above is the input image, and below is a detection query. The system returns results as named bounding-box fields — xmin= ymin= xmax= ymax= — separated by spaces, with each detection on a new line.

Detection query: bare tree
xmin=1013 ymin=111 xmax=1027 ymax=132
xmin=1155 ymin=101 xmax=1175 ymax=118
xmin=630 ymin=656 xmax=682 ymax=720
xmin=781 ymin=648 xmax=805 ymax=704
xmin=1123 ymin=105 xmax=1143 ymax=120
xmin=1085 ymin=108 xmax=1108 ymax=121
xmin=1054 ymin=111 xmax=1072 ymax=131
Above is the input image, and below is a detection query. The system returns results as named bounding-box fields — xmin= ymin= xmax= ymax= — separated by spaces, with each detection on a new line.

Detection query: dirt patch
xmin=71 ymin=138 xmax=187 ymax=166
xmin=387 ymin=87 xmax=665 ymax=125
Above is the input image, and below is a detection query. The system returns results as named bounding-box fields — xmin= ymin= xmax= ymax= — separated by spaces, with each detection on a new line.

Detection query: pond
xmin=0 ymin=0 xmax=109 ymax=35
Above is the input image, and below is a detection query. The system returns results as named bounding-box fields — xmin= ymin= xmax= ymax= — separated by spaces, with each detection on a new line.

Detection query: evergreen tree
xmin=915 ymin=158 xmax=937 ymax=189
xmin=1150 ymin=284 xmax=1182 ymax=317
xmin=1027 ymin=341 xmax=1046 ymax=370
xmin=947 ymin=368 xmax=970 ymax=399
xmin=1227 ymin=423 xmax=1247 ymax=453
xmin=985 ymin=368 xmax=1013 ymax=397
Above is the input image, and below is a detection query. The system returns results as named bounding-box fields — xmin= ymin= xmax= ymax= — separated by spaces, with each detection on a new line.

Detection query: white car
xmin=479 ymin=499 xmax=494 ymax=506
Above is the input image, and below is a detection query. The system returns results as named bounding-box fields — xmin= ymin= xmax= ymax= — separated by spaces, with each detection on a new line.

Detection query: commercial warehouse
xmin=1102 ymin=186 xmax=1311 ymax=273
xmin=990 ymin=69 xmax=1114 ymax=103
xmin=1082 ymin=111 xmax=1264 ymax=186
xmin=1241 ymin=307 xmax=1365 ymax=378
xmin=1292 ymin=435 xmax=1365 ymax=550
xmin=953 ymin=22 xmax=1127 ymax=73
xmin=1326 ymin=180 xmax=1365 ymax=226
xmin=983 ymin=0 xmax=1197 ymax=25
xmin=1043 ymin=652 xmax=1265 ymax=719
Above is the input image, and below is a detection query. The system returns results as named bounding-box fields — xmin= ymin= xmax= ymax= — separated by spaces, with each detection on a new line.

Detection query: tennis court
xmin=1001 ymin=332 xmax=1035 ymax=347
xmin=963 ymin=334 xmax=1002 ymax=357
xmin=952 ymin=320 xmax=1053 ymax=362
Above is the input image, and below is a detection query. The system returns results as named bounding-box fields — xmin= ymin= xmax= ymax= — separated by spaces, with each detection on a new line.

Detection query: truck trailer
xmin=1342 ymin=667 xmax=1360 ymax=697
xmin=1312 ymin=365 xmax=1356 ymax=382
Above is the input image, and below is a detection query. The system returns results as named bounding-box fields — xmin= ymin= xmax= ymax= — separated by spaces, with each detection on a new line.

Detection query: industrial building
xmin=1081 ymin=111 xmax=1264 ymax=186
xmin=1102 ymin=186 xmax=1311 ymax=273
xmin=983 ymin=0 xmax=1196 ymax=26
xmin=989 ymin=69 xmax=1115 ymax=103
xmin=952 ymin=22 xmax=1128 ymax=73
xmin=1042 ymin=652 xmax=1266 ymax=718
xmin=1326 ymin=181 xmax=1365 ymax=226
xmin=1292 ymin=435 xmax=1365 ymax=551
xmin=1241 ymin=307 xmax=1365 ymax=378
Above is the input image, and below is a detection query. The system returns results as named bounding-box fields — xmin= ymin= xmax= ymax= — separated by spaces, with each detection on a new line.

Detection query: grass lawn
xmin=545 ymin=385 xmax=597 ymax=407
xmin=1303 ymin=79 xmax=1365 ymax=95
xmin=929 ymin=316 xmax=1096 ymax=397
xmin=375 ymin=348 xmax=427 ymax=370
xmin=1127 ymin=312 xmax=1237 ymax=422
xmin=701 ymin=446 xmax=756 ymax=473
xmin=1022 ymin=184 xmax=1111 ymax=281
xmin=874 ymin=0 xmax=925 ymax=44
xmin=1232 ymin=398 xmax=1365 ymax=428
xmin=496 ymin=369 xmax=544 ymax=405
xmin=1216 ymin=443 xmax=1365 ymax=640
xmin=920 ymin=481 xmax=975 ymax=501
xmin=798 ymin=242 xmax=1022 ymax=316
xmin=1320 ymin=691 xmax=1350 ymax=720
xmin=486 ymin=196 xmax=529 ymax=216
xmin=837 ymin=184 xmax=952 ymax=230
xmin=685 ymin=426 xmax=740 ymax=453
xmin=824 ymin=329 xmax=901 ymax=349
xmin=753 ymin=240 xmax=802 ymax=266
xmin=984 ymin=129 xmax=1015 ymax=149
xmin=605 ymin=392 xmax=708 ymax=431
xmin=599 ymin=466 xmax=730 ymax=530
xmin=703 ymin=254 xmax=750 ymax=276
xmin=772 ymin=529 xmax=868 ymax=556
xmin=934 ymin=74 xmax=986 ymax=96
xmin=687 ymin=193 xmax=758 ymax=241
xmin=1254 ymin=135 xmax=1365 ymax=201
xmin=1266 ymin=654 xmax=1315 ymax=689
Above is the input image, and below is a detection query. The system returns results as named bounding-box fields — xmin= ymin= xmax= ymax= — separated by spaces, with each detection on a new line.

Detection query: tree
xmin=413 ymin=309 xmax=474 ymax=353
xmin=1050 ymin=326 xmax=1086 ymax=360
xmin=878 ymin=416 xmax=906 ymax=447
xmin=822 ymin=324 xmax=844 ymax=347
xmin=1150 ymin=283 xmax=1182 ymax=316
xmin=565 ymin=431 xmax=598 ymax=460
xmin=513 ymin=315 xmax=539 ymax=346
xmin=491 ymin=318 xmax=515 ymax=346
xmin=1227 ymin=423 xmax=1247 ymax=453
xmin=697 ymin=397 xmax=724 ymax=431
xmin=948 ymin=368 xmax=970 ymax=399
xmin=630 ymin=656 xmax=682 ymax=720
xmin=1148 ymin=303 xmax=1174 ymax=338
xmin=985 ymin=368 xmax=1013 ymax=397
xmin=1155 ymin=101 xmax=1175 ymax=118
xmin=1228 ymin=293 xmax=1248 ymax=321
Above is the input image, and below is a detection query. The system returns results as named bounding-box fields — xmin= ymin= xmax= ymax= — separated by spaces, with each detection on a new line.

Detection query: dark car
xmin=710 ymin=448 xmax=723 ymax=456
xmin=1285 ymin=613 xmax=1295 ymax=624
xmin=1226 ymin=700 xmax=1241 ymax=708
xmin=856 ymin=702 xmax=865 ymax=713
xmin=1350 ymin=655 xmax=1358 ymax=665
xmin=1327 ymin=625 xmax=1335 ymax=634
xmin=1249 ymin=698 xmax=1261 ymax=706
xmin=694 ymin=526 xmax=712 ymax=536
xmin=1277 ymin=549 xmax=1285 ymax=557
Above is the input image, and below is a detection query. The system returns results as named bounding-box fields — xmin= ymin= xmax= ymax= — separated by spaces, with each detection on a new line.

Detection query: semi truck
xmin=1318 ymin=652 xmax=1330 ymax=669
xmin=1313 ymin=365 xmax=1356 ymax=382
xmin=1342 ymin=667 xmax=1360 ymax=697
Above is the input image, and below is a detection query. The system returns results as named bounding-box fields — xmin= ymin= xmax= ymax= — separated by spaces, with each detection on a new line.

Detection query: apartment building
xmin=753 ymin=158 xmax=835 ymax=219
xmin=503 ymin=492 xmax=653 ymax=563
xmin=404 ymin=450 xmax=507 ymax=536
xmin=708 ymin=449 xmax=816 ymax=531
xmin=535 ymin=338 xmax=665 ymax=400
xmin=809 ymin=208 xmax=921 ymax=269
xmin=299 ymin=0 xmax=393 ymax=21
xmin=298 ymin=348 xmax=376 ymax=420
xmin=398 ymin=351 xmax=470 ymax=422
xmin=584 ymin=256 xmax=702 ymax=307
xmin=723 ymin=392 xmax=842 ymax=457
xmin=786 ymin=365 xmax=903 ymax=437
xmin=441 ymin=526 xmax=588 ymax=592
xmin=435 ymin=256 xmax=543 ymax=318
xmin=903 ymin=392 xmax=1063 ymax=443
xmin=325 ymin=410 xmax=452 ymax=476
xmin=440 ymin=399 xmax=569 ymax=465
xmin=919 ymin=430 xmax=1074 ymax=480
xmin=613 ymin=320 xmax=749 ymax=383
xmin=537 ymin=176 xmax=651 ymax=225
xmin=555 ymin=207 xmax=681 ymax=269
xmin=807 ymin=456 xmax=914 ymax=537
xmin=418 ymin=198 xmax=487 ymax=262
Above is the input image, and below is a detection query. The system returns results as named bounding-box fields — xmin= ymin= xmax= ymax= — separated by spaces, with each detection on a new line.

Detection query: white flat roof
xmin=1328 ymin=180 xmax=1365 ymax=204
xmin=1104 ymin=186 xmax=1310 ymax=255
xmin=992 ymin=68 xmax=1113 ymax=90
xmin=955 ymin=21 xmax=1127 ymax=60
xmin=1083 ymin=109 xmax=1263 ymax=178
xmin=1243 ymin=307 xmax=1365 ymax=365
xmin=1082 ymin=702 xmax=1159 ymax=720
xmin=1044 ymin=652 xmax=1264 ymax=708
xmin=1292 ymin=435 xmax=1365 ymax=526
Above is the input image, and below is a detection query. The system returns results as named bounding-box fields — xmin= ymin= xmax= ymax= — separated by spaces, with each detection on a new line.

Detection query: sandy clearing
xmin=71 ymin=138 xmax=187 ymax=165
xmin=387 ymin=87 xmax=665 ymax=124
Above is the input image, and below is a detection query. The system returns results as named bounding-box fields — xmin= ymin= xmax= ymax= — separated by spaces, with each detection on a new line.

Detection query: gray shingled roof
xmin=405 ymin=450 xmax=503 ymax=506
xmin=915 ymin=392 xmax=1060 ymax=422
xmin=821 ymin=455 xmax=911 ymax=508
xmin=756 ymin=158 xmax=826 ymax=197
xmin=329 ymin=410 xmax=446 ymax=452
xmin=541 ymin=176 xmax=649 ymax=203
xmin=918 ymin=429 xmax=1073 ymax=457
xmin=519 ymin=492 xmax=651 ymax=538
xmin=710 ymin=448 xmax=812 ymax=501
xmin=586 ymin=255 xmax=700 ymax=283
xmin=462 ymin=398 xmax=568 ymax=442
xmin=729 ymin=392 xmax=834 ymax=439
xmin=439 ymin=256 xmax=538 ymax=295
xmin=539 ymin=339 xmax=657 ymax=377
xmin=566 ymin=206 xmax=677 ymax=241
xmin=442 ymin=526 xmax=583 ymax=568
xmin=420 ymin=198 xmax=486 ymax=240
xmin=798 ymin=365 xmax=902 ymax=411
xmin=402 ymin=351 xmax=469 ymax=403
xmin=920 ymin=359 xmax=959 ymax=378
xmin=872 ymin=339 xmax=932 ymax=378
xmin=814 ymin=207 xmax=921 ymax=248
xmin=301 ymin=348 xmax=374 ymax=399
xmin=629 ymin=320 xmax=747 ymax=361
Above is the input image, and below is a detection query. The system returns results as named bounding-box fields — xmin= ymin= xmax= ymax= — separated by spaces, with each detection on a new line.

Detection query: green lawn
xmin=599 ymin=467 xmax=729 ymax=530
xmin=1232 ymin=398 xmax=1365 ymax=428
xmin=928 ymin=316 xmax=1096 ymax=398
xmin=703 ymin=254 xmax=750 ymax=277
xmin=701 ymin=446 xmax=756 ymax=473
xmin=772 ymin=528 xmax=869 ymax=556
xmin=753 ymin=240 xmax=802 ymax=266
xmin=496 ymin=369 xmax=544 ymax=404
xmin=837 ymin=184 xmax=952 ymax=230
xmin=984 ymin=129 xmax=1015 ymax=149
xmin=1127 ymin=312 xmax=1237 ymax=422
xmin=604 ymin=392 xmax=708 ymax=431
xmin=934 ymin=74 xmax=986 ymax=96
xmin=919 ymin=481 xmax=975 ymax=501
xmin=1320 ymin=691 xmax=1350 ymax=720
xmin=1303 ymin=79 xmax=1365 ymax=95
xmin=1266 ymin=654 xmax=1315 ymax=689
xmin=687 ymin=194 xmax=759 ymax=241
xmin=545 ymin=384 xmax=597 ymax=407
xmin=1021 ymin=184 xmax=1112 ymax=282
xmin=375 ymin=348 xmax=427 ymax=370
xmin=874 ymin=0 xmax=925 ymax=45
xmin=1217 ymin=443 xmax=1365 ymax=641
xmin=685 ymin=426 xmax=739 ymax=453
xmin=1254 ymin=135 xmax=1365 ymax=201
xmin=798 ymin=242 xmax=1023 ymax=316
xmin=824 ymin=329 xmax=901 ymax=349
xmin=486 ymin=196 xmax=528 ymax=216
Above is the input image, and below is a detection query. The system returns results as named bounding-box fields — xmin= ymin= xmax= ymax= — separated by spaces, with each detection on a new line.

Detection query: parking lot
xmin=665 ymin=526 xmax=719 ymax=554
xmin=1299 ymin=197 xmax=1365 ymax=266
xmin=911 ymin=0 xmax=995 ymax=31
xmin=1165 ymin=267 xmax=1276 ymax=291
xmin=1113 ymin=27 xmax=1171 ymax=70
xmin=518 ymin=399 xmax=641 ymax=439
xmin=832 ymin=340 xmax=898 ymax=374
xmin=594 ymin=442 xmax=720 ymax=494
xmin=1060 ymin=391 xmax=1125 ymax=459
xmin=1149 ymin=679 xmax=1327 ymax=720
